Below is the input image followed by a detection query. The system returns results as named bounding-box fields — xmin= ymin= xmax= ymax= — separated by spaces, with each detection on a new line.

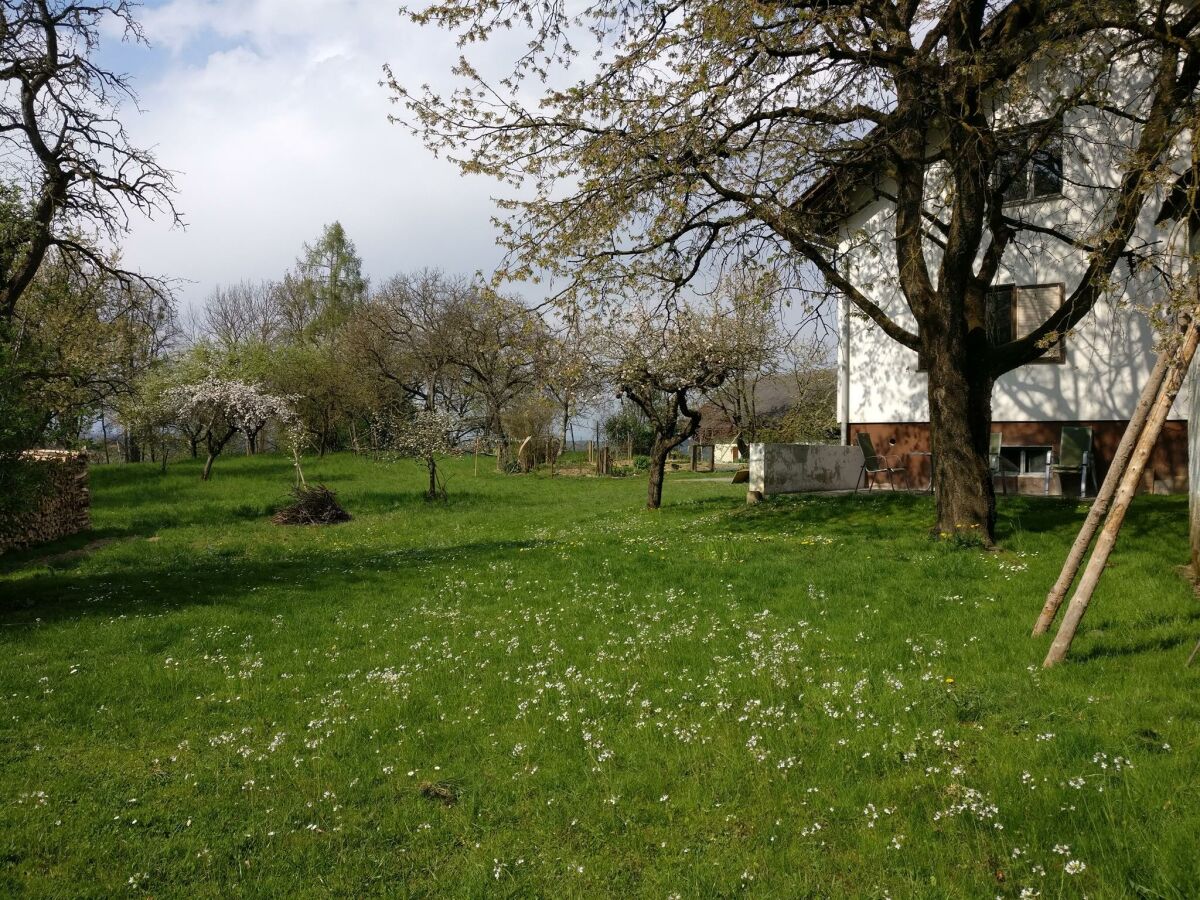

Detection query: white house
xmin=829 ymin=64 xmax=1193 ymax=495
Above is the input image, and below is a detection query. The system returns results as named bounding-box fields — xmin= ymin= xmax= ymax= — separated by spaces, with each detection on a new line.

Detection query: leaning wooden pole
xmin=1032 ymin=348 xmax=1173 ymax=635
xmin=1044 ymin=315 xmax=1200 ymax=667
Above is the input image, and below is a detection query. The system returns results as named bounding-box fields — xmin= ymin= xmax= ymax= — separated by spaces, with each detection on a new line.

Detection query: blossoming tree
xmin=606 ymin=303 xmax=763 ymax=509
xmin=169 ymin=377 xmax=298 ymax=480
xmin=374 ymin=408 xmax=463 ymax=500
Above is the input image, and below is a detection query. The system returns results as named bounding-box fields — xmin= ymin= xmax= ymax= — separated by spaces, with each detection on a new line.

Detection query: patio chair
xmin=989 ymin=432 xmax=1019 ymax=495
xmin=1045 ymin=425 xmax=1097 ymax=498
xmin=855 ymin=433 xmax=911 ymax=492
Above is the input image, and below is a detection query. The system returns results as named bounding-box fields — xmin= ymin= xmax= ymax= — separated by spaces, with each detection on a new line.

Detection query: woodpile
xmin=0 ymin=450 xmax=91 ymax=554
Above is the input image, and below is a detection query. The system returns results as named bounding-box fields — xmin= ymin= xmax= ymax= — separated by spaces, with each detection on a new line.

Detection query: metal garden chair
xmin=855 ymin=433 xmax=911 ymax=492
xmin=989 ymin=431 xmax=1020 ymax=495
xmin=1045 ymin=425 xmax=1096 ymax=498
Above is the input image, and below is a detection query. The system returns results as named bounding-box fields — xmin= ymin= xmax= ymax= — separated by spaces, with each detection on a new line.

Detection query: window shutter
xmin=1014 ymin=284 xmax=1065 ymax=361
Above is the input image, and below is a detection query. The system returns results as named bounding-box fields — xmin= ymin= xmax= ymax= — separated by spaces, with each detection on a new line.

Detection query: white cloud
xmin=114 ymin=0 xmax=513 ymax=311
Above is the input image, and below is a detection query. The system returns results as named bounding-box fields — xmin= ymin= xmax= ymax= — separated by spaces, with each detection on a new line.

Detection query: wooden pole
xmin=1044 ymin=315 xmax=1200 ymax=667
xmin=1033 ymin=347 xmax=1173 ymax=635
xmin=1187 ymin=636 xmax=1200 ymax=668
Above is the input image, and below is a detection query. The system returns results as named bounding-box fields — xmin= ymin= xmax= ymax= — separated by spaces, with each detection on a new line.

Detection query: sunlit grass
xmin=1 ymin=452 xmax=1198 ymax=897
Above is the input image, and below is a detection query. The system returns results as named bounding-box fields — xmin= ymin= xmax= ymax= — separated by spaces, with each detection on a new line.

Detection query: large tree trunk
xmin=926 ymin=343 xmax=996 ymax=543
xmin=495 ymin=430 xmax=510 ymax=472
xmin=201 ymin=452 xmax=218 ymax=481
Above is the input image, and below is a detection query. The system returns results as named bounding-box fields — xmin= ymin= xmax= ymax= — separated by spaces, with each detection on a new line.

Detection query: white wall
xmin=837 ymin=90 xmax=1192 ymax=426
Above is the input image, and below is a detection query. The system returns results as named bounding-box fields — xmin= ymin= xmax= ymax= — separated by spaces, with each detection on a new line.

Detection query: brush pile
xmin=271 ymin=484 xmax=351 ymax=526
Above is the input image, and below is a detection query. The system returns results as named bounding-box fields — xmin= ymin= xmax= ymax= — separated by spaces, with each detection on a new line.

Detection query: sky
xmin=97 ymin=0 xmax=512 ymax=313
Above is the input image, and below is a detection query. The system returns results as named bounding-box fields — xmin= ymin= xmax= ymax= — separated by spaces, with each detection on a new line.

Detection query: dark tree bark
xmin=201 ymin=427 xmax=237 ymax=481
xmin=925 ymin=336 xmax=997 ymax=540
xmin=0 ymin=2 xmax=178 ymax=325
xmin=734 ymin=434 xmax=749 ymax=461
xmin=425 ymin=456 xmax=443 ymax=500
xmin=625 ymin=388 xmax=702 ymax=510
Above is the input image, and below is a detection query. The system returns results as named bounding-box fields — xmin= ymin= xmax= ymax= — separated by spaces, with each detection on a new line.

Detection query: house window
xmin=1000 ymin=445 xmax=1052 ymax=475
xmin=915 ymin=282 xmax=1066 ymax=370
xmin=994 ymin=121 xmax=1064 ymax=204
xmin=989 ymin=284 xmax=1066 ymax=363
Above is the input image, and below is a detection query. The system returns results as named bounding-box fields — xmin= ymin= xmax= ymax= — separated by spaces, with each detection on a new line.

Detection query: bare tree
xmin=443 ymin=289 xmax=548 ymax=470
xmin=200 ymin=282 xmax=282 ymax=349
xmin=774 ymin=339 xmax=838 ymax=444
xmin=358 ymin=269 xmax=475 ymax=417
xmin=0 ymin=1 xmax=179 ymax=322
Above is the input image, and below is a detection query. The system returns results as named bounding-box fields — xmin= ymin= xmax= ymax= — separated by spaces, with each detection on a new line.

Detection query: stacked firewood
xmin=0 ymin=450 xmax=91 ymax=554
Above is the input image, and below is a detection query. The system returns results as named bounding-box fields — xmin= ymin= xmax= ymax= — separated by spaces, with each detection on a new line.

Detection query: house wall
xmin=1191 ymin=371 xmax=1200 ymax=568
xmin=714 ymin=443 xmax=741 ymax=465
xmin=835 ymin=59 xmax=1192 ymax=433
xmin=851 ymin=420 xmax=1188 ymax=495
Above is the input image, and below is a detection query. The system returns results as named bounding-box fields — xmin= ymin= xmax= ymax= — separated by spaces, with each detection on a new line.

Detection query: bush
xmin=632 ymin=455 xmax=650 ymax=472
xmin=272 ymin=484 xmax=352 ymax=526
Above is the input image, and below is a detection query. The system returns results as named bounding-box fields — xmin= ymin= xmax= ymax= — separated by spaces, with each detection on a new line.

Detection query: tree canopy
xmin=390 ymin=0 xmax=1200 ymax=540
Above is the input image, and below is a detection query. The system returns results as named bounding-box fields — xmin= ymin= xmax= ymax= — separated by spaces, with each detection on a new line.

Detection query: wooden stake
xmin=1044 ymin=315 xmax=1200 ymax=667
xmin=1187 ymin=636 xmax=1200 ymax=668
xmin=1033 ymin=347 xmax=1173 ymax=635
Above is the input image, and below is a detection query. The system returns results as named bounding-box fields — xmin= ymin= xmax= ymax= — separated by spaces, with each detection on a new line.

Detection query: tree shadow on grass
xmin=715 ymin=492 xmax=936 ymax=540
xmin=0 ymin=538 xmax=537 ymax=630
xmin=704 ymin=491 xmax=1186 ymax=554
xmin=1071 ymin=614 xmax=1200 ymax=663
xmin=0 ymin=529 xmax=134 ymax=576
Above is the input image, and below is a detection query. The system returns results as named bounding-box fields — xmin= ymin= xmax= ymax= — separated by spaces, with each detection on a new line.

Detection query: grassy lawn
xmin=2 ymin=453 xmax=1199 ymax=898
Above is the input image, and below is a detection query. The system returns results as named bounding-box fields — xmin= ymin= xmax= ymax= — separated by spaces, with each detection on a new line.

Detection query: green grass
xmin=2 ymin=452 xmax=1199 ymax=898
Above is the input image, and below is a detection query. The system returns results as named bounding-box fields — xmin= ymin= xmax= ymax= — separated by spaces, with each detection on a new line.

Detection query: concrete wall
xmin=0 ymin=450 xmax=91 ymax=554
xmin=748 ymin=443 xmax=864 ymax=498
